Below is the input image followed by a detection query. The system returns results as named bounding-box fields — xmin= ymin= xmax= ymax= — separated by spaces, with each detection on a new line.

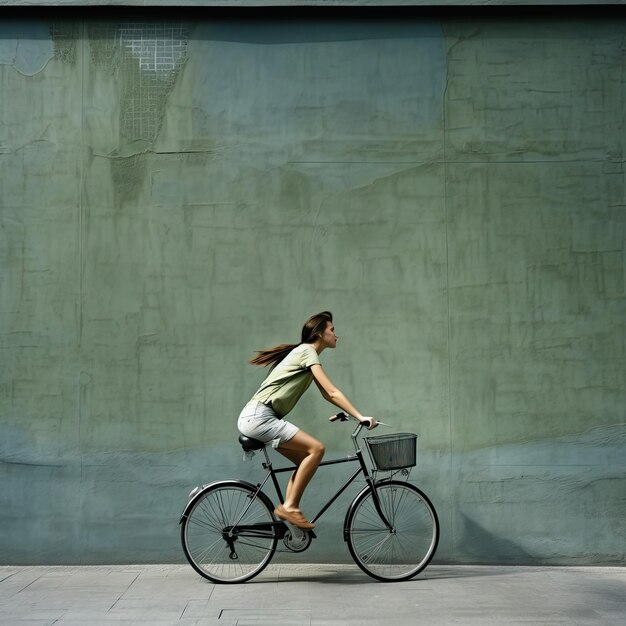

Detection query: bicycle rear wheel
xmin=181 ymin=481 xmax=278 ymax=583
xmin=345 ymin=480 xmax=439 ymax=582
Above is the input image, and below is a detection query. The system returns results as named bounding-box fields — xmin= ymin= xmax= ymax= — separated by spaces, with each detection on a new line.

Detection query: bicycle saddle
xmin=238 ymin=435 xmax=266 ymax=451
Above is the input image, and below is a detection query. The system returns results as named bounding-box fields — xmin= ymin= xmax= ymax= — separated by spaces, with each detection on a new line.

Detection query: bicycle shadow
xmin=244 ymin=564 xmax=512 ymax=585
xmin=246 ymin=565 xmax=381 ymax=585
xmin=418 ymin=565 xmax=532 ymax=580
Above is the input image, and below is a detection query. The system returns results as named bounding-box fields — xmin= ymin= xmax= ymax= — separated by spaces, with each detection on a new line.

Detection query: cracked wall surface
xmin=1 ymin=15 xmax=625 ymax=565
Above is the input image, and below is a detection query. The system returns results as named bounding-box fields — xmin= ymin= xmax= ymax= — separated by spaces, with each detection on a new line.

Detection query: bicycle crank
xmin=282 ymin=522 xmax=314 ymax=552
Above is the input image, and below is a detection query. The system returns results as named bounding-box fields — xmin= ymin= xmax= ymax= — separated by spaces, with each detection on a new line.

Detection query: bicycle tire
xmin=345 ymin=480 xmax=439 ymax=582
xmin=180 ymin=480 xmax=278 ymax=584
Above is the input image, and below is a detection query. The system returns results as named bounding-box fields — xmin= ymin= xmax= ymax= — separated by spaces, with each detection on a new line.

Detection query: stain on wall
xmin=110 ymin=152 xmax=149 ymax=209
xmin=0 ymin=20 xmax=54 ymax=75
xmin=51 ymin=22 xmax=78 ymax=65
xmin=0 ymin=14 xmax=624 ymax=565
xmin=88 ymin=21 xmax=188 ymax=142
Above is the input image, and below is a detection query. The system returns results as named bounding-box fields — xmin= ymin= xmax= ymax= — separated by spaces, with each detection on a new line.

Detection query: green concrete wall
xmin=1 ymin=13 xmax=625 ymax=565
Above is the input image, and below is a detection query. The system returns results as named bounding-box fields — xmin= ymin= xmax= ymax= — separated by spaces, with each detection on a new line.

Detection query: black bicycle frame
xmin=245 ymin=438 xmax=393 ymax=531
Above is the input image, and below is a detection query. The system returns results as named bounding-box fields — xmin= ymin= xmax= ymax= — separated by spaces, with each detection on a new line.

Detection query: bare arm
xmin=311 ymin=364 xmax=376 ymax=427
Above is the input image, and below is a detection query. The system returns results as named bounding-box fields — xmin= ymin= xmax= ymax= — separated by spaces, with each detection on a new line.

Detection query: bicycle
xmin=179 ymin=412 xmax=439 ymax=583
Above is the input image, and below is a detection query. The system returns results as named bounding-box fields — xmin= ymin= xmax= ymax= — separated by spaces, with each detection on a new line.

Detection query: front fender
xmin=178 ymin=479 xmax=272 ymax=524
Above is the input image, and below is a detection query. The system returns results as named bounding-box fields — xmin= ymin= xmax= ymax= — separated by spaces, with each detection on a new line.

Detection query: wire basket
xmin=364 ymin=433 xmax=417 ymax=471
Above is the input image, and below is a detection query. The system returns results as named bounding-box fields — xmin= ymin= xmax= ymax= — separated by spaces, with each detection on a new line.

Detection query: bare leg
xmin=277 ymin=430 xmax=325 ymax=513
xmin=276 ymin=447 xmax=306 ymax=509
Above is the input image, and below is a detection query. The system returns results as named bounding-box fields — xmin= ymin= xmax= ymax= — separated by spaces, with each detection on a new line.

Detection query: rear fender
xmin=179 ymin=479 xmax=274 ymax=524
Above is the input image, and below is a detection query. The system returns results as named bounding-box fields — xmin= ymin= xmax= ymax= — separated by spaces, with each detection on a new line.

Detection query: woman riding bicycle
xmin=238 ymin=311 xmax=378 ymax=530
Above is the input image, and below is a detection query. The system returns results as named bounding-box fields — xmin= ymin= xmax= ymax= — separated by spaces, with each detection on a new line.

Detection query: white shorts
xmin=237 ymin=400 xmax=299 ymax=449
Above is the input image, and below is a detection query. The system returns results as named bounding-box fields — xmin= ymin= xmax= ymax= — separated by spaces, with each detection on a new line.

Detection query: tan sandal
xmin=274 ymin=505 xmax=315 ymax=529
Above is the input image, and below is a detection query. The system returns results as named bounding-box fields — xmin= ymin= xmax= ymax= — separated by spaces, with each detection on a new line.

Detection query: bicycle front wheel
xmin=345 ymin=480 xmax=439 ymax=582
xmin=181 ymin=481 xmax=278 ymax=583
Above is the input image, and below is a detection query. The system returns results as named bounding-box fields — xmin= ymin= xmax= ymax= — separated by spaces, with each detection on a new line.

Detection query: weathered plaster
xmin=1 ymin=14 xmax=625 ymax=565
xmin=0 ymin=21 xmax=54 ymax=75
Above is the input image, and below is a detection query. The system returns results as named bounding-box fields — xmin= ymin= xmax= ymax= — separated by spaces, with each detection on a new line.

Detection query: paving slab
xmin=0 ymin=564 xmax=624 ymax=625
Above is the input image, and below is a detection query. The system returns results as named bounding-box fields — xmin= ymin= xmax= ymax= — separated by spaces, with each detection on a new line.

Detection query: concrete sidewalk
xmin=0 ymin=564 xmax=624 ymax=625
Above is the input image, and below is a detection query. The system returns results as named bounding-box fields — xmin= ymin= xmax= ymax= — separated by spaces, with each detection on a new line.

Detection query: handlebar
xmin=328 ymin=412 xmax=351 ymax=423
xmin=329 ymin=412 xmax=390 ymax=433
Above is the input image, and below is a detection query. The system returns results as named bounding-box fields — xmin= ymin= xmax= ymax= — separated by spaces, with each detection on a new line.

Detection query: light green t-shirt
xmin=251 ymin=343 xmax=321 ymax=418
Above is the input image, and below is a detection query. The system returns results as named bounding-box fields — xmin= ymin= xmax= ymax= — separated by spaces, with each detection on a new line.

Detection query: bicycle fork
xmin=367 ymin=477 xmax=394 ymax=529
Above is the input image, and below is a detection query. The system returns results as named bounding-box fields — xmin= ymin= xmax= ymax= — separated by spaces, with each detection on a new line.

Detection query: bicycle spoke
xmin=191 ymin=536 xmax=228 ymax=565
xmin=186 ymin=511 xmax=221 ymax=533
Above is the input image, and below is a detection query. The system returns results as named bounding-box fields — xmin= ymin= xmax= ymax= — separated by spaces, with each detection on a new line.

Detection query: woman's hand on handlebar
xmin=359 ymin=417 xmax=378 ymax=430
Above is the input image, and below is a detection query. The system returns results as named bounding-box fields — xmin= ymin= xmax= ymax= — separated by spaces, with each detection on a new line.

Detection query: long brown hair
xmin=248 ymin=311 xmax=333 ymax=367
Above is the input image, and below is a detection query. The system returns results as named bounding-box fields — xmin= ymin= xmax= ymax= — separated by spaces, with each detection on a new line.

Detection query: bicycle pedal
xmin=284 ymin=521 xmax=316 ymax=539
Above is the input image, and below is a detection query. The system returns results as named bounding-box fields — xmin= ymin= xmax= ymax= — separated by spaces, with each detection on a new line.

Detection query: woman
xmin=238 ymin=311 xmax=377 ymax=529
